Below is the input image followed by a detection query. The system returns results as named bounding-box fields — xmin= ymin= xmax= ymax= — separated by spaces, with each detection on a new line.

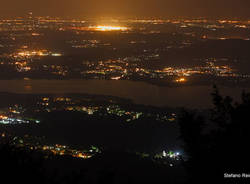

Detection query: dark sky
xmin=1 ymin=0 xmax=250 ymax=18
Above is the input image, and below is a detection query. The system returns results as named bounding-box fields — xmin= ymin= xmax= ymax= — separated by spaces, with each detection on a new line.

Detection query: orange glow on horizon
xmin=90 ymin=25 xmax=128 ymax=31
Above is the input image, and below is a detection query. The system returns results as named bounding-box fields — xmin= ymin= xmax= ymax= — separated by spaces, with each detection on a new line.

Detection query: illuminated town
xmin=0 ymin=93 xmax=180 ymax=168
xmin=1 ymin=16 xmax=250 ymax=86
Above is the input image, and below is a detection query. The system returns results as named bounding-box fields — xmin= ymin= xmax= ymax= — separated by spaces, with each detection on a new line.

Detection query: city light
xmin=111 ymin=76 xmax=121 ymax=80
xmin=16 ymin=50 xmax=61 ymax=57
xmin=175 ymin=78 xmax=186 ymax=83
xmin=90 ymin=25 xmax=128 ymax=31
xmin=0 ymin=115 xmax=8 ymax=120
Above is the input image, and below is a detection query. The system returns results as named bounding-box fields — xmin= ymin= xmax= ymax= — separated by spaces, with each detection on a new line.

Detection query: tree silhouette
xmin=178 ymin=85 xmax=250 ymax=183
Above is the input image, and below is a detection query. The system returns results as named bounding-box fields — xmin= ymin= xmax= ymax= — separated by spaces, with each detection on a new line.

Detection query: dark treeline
xmin=178 ymin=85 xmax=250 ymax=183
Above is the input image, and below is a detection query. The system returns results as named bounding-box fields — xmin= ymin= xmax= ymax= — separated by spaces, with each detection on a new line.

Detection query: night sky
xmin=1 ymin=0 xmax=250 ymax=18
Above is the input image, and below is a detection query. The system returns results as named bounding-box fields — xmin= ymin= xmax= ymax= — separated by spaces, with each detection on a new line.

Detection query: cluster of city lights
xmin=0 ymin=115 xmax=36 ymax=124
xmin=162 ymin=150 xmax=180 ymax=158
xmin=16 ymin=50 xmax=62 ymax=57
xmin=175 ymin=78 xmax=186 ymax=83
xmin=89 ymin=25 xmax=129 ymax=31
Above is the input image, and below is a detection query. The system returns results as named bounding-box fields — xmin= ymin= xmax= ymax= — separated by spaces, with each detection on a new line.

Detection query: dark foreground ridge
xmin=0 ymin=144 xmax=186 ymax=184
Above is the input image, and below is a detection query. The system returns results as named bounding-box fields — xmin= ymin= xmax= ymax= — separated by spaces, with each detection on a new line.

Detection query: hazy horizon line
xmin=1 ymin=13 xmax=250 ymax=20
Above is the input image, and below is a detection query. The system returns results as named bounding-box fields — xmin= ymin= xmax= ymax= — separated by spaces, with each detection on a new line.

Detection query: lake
xmin=0 ymin=79 xmax=248 ymax=108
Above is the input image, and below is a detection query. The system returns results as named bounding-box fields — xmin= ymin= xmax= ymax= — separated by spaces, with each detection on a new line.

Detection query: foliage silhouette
xmin=178 ymin=85 xmax=250 ymax=183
